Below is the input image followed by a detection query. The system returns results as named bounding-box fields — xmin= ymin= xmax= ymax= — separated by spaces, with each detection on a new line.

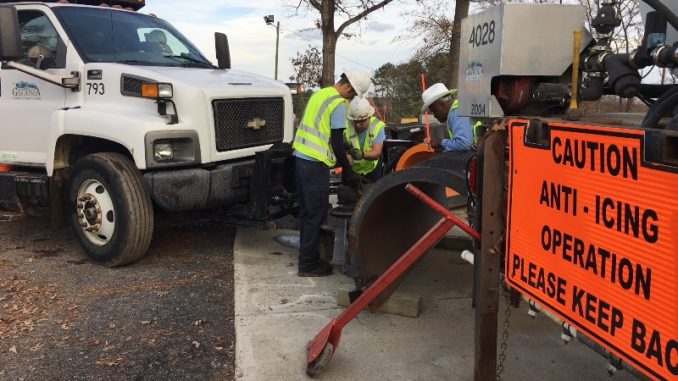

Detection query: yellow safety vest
xmin=293 ymin=87 xmax=347 ymax=167
xmin=344 ymin=116 xmax=386 ymax=175
xmin=449 ymin=100 xmax=482 ymax=144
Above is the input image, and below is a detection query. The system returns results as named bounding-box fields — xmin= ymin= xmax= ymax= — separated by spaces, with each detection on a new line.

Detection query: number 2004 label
xmin=471 ymin=104 xmax=486 ymax=116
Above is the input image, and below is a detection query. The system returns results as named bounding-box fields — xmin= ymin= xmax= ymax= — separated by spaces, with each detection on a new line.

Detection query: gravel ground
xmin=0 ymin=214 xmax=236 ymax=381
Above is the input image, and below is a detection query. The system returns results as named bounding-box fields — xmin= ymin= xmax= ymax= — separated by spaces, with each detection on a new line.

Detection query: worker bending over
xmin=293 ymin=69 xmax=372 ymax=277
xmin=421 ymin=83 xmax=478 ymax=151
xmin=344 ymin=98 xmax=386 ymax=183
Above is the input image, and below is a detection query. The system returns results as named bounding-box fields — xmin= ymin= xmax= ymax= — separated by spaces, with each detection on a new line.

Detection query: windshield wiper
xmin=117 ymin=60 xmax=170 ymax=67
xmin=164 ymin=54 xmax=215 ymax=68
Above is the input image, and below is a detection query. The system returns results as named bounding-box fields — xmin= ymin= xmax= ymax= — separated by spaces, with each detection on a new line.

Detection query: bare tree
xmin=578 ymin=0 xmax=643 ymax=111
xmin=400 ymin=0 xmax=571 ymax=88
xmin=396 ymin=1 xmax=456 ymax=86
xmin=450 ymin=0 xmax=472 ymax=89
xmin=289 ymin=0 xmax=395 ymax=86
xmin=289 ymin=44 xmax=323 ymax=90
xmin=398 ymin=2 xmax=453 ymax=61
xmin=402 ymin=0 xmax=645 ymax=111
xmin=577 ymin=0 xmax=642 ymax=54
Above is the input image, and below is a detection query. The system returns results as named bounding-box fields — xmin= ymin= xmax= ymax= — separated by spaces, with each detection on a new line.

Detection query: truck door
xmin=0 ymin=9 xmax=67 ymax=166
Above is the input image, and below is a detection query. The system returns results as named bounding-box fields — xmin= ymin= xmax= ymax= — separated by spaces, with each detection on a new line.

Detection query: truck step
xmin=0 ymin=170 xmax=50 ymax=210
xmin=0 ymin=211 xmax=26 ymax=222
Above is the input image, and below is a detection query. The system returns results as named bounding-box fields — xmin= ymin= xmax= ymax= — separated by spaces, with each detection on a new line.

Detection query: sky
xmin=140 ymin=1 xmax=676 ymax=85
xmin=143 ymin=0 xmax=422 ymax=83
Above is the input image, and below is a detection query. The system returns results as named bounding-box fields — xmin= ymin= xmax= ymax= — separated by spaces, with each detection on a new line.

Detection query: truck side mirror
xmin=0 ymin=6 xmax=21 ymax=61
xmin=215 ymin=32 xmax=231 ymax=70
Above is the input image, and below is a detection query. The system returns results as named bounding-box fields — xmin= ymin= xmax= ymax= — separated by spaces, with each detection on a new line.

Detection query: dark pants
xmin=363 ymin=158 xmax=383 ymax=183
xmin=295 ymin=157 xmax=330 ymax=272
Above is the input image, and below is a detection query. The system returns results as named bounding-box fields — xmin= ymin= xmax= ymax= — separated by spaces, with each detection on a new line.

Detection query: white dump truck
xmin=0 ymin=0 xmax=295 ymax=266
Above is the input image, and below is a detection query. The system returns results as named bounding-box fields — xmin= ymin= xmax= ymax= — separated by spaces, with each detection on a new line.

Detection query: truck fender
xmin=47 ymin=108 xmax=161 ymax=175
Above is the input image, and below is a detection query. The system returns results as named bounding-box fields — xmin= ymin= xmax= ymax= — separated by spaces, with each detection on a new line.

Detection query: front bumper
xmin=143 ymin=160 xmax=253 ymax=212
xmin=143 ymin=143 xmax=296 ymax=215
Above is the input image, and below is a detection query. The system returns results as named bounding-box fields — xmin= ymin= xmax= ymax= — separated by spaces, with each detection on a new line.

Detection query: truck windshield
xmin=53 ymin=7 xmax=213 ymax=68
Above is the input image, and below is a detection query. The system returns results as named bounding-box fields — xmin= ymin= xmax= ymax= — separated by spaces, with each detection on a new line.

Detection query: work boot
xmin=297 ymin=261 xmax=333 ymax=277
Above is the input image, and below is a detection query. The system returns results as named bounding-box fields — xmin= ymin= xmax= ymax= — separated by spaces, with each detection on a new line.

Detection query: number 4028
xmin=469 ymin=20 xmax=496 ymax=47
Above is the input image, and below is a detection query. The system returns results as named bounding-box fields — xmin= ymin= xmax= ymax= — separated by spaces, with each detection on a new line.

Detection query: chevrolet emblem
xmin=246 ymin=118 xmax=266 ymax=130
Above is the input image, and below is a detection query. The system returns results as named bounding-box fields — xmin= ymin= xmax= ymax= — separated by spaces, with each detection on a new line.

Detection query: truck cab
xmin=0 ymin=1 xmax=295 ymax=266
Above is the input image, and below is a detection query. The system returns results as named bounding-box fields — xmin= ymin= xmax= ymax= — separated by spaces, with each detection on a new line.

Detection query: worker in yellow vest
xmin=292 ymin=69 xmax=372 ymax=277
xmin=421 ymin=83 xmax=480 ymax=151
xmin=344 ymin=97 xmax=386 ymax=183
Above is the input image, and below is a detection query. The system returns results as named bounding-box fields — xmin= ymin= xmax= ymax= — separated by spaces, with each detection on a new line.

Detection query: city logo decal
xmin=12 ymin=81 xmax=41 ymax=99
xmin=465 ymin=61 xmax=484 ymax=81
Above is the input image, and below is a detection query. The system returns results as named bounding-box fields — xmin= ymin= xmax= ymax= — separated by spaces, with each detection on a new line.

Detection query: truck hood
xmin=136 ymin=66 xmax=290 ymax=94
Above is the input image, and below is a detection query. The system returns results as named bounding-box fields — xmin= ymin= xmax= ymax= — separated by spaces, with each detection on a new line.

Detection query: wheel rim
xmin=76 ymin=179 xmax=116 ymax=246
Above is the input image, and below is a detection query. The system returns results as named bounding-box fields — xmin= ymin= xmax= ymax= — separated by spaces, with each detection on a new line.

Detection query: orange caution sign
xmin=506 ymin=120 xmax=677 ymax=380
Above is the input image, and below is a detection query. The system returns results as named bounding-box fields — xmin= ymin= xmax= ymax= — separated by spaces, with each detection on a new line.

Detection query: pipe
xmin=651 ymin=43 xmax=678 ymax=67
xmin=604 ymin=54 xmax=642 ymax=98
xmin=461 ymin=250 xmax=474 ymax=265
xmin=580 ymin=75 xmax=604 ymax=101
xmin=347 ymin=151 xmax=474 ymax=310
xmin=583 ymin=53 xmax=642 ymax=98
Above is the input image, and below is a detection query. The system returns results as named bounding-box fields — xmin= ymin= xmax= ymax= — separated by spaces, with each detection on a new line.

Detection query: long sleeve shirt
xmin=441 ymin=107 xmax=474 ymax=152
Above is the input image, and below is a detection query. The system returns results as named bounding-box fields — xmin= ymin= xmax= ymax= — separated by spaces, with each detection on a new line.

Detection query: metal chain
xmin=496 ymin=289 xmax=513 ymax=380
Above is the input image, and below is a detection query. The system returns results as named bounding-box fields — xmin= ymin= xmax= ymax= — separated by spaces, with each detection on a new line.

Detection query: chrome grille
xmin=212 ymin=98 xmax=284 ymax=151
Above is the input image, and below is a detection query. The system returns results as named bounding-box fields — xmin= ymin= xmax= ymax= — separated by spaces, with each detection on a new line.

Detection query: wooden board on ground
xmin=337 ymin=290 xmax=421 ymax=318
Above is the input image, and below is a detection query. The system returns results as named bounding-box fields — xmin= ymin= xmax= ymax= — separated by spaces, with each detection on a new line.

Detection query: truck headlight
xmin=145 ymin=131 xmax=200 ymax=168
xmin=154 ymin=143 xmax=174 ymax=161
xmin=141 ymin=83 xmax=173 ymax=99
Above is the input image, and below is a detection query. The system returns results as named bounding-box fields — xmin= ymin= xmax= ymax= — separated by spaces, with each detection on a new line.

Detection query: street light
xmin=263 ymin=14 xmax=280 ymax=81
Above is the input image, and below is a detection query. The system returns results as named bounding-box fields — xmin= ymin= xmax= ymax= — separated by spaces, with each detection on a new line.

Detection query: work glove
xmin=350 ymin=149 xmax=363 ymax=161
xmin=430 ymin=136 xmax=444 ymax=153
xmin=341 ymin=169 xmax=361 ymax=188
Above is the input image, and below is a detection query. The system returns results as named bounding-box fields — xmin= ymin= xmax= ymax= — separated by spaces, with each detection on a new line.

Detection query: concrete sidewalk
xmin=233 ymin=228 xmax=637 ymax=381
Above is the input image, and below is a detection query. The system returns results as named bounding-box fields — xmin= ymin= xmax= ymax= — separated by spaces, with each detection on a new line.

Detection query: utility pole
xmin=275 ymin=21 xmax=280 ymax=80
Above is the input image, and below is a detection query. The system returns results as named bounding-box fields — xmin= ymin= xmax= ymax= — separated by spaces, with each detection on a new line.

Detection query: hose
xmin=669 ymin=103 xmax=678 ymax=130
xmin=638 ymin=84 xmax=676 ymax=98
xmin=604 ymin=54 xmax=642 ymax=97
xmin=641 ymin=84 xmax=678 ymax=129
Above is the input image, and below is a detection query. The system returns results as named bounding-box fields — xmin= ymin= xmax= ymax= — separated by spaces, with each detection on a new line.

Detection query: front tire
xmin=68 ymin=152 xmax=153 ymax=267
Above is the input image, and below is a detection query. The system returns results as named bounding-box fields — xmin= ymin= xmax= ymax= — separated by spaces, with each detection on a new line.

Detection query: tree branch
xmin=336 ymin=0 xmax=394 ymax=36
xmin=308 ymin=0 xmax=321 ymax=10
xmin=335 ymin=1 xmax=350 ymax=16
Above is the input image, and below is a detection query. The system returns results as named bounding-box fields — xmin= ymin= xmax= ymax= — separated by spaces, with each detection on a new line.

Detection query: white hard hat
xmin=344 ymin=68 xmax=372 ymax=97
xmin=421 ymin=83 xmax=457 ymax=113
xmin=348 ymin=97 xmax=375 ymax=121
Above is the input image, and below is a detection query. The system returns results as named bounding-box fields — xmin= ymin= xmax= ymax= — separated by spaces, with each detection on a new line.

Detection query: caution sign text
xmin=506 ymin=121 xmax=677 ymax=380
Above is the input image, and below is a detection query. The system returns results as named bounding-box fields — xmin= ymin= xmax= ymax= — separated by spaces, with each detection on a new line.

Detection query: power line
xmin=276 ymin=23 xmax=375 ymax=71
